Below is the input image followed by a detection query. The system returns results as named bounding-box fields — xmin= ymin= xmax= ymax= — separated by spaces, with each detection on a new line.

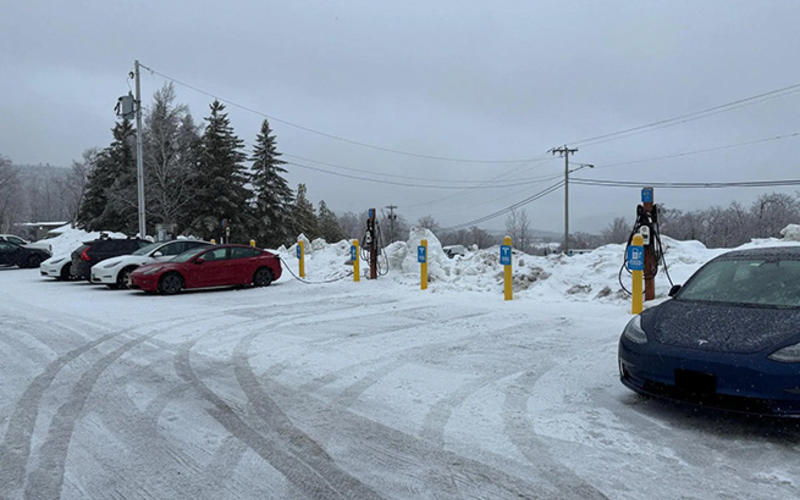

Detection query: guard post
xmin=501 ymin=236 xmax=512 ymax=300
xmin=418 ymin=239 xmax=428 ymax=290
xmin=351 ymin=239 xmax=360 ymax=282
xmin=297 ymin=240 xmax=305 ymax=278
xmin=250 ymin=239 xmax=256 ymax=247
xmin=210 ymin=238 xmax=216 ymax=244
xmin=628 ymin=234 xmax=644 ymax=314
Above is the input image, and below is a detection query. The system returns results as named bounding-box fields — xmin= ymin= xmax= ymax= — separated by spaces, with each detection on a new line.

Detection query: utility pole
xmin=385 ymin=205 xmax=398 ymax=242
xmin=550 ymin=145 xmax=578 ymax=254
xmin=134 ymin=60 xmax=146 ymax=239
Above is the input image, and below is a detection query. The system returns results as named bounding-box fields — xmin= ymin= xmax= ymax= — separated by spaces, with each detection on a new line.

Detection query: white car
xmin=40 ymin=253 xmax=73 ymax=280
xmin=0 ymin=234 xmax=52 ymax=253
xmin=90 ymin=239 xmax=210 ymax=289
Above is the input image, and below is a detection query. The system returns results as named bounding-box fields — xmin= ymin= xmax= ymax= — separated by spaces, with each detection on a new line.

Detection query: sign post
xmin=297 ymin=241 xmax=305 ymax=278
xmin=628 ymin=234 xmax=644 ymax=314
xmin=418 ymin=239 xmax=428 ymax=290
xmin=501 ymin=236 xmax=512 ymax=301
xmin=351 ymin=239 xmax=360 ymax=282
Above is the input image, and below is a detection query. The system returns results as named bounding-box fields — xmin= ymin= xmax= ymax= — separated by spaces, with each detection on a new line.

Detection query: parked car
xmin=90 ymin=239 xmax=211 ymax=289
xmin=40 ymin=253 xmax=74 ymax=280
xmin=442 ymin=245 xmax=468 ymax=258
xmin=70 ymin=236 xmax=149 ymax=280
xmin=618 ymin=246 xmax=800 ymax=416
xmin=130 ymin=244 xmax=282 ymax=295
xmin=0 ymin=234 xmax=52 ymax=253
xmin=0 ymin=240 xmax=51 ymax=268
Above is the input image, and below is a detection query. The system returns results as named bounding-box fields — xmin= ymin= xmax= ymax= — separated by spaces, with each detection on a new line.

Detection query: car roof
xmin=714 ymin=246 xmax=800 ymax=260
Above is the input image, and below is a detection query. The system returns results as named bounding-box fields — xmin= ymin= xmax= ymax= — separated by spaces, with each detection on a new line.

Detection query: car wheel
xmin=25 ymin=255 xmax=42 ymax=268
xmin=158 ymin=273 xmax=184 ymax=295
xmin=59 ymin=263 xmax=72 ymax=280
xmin=117 ymin=266 xmax=136 ymax=289
xmin=253 ymin=267 xmax=274 ymax=287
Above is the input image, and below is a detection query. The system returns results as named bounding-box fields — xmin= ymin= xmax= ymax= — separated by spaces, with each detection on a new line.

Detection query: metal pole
xmin=564 ymin=151 xmax=569 ymax=255
xmin=134 ymin=60 xmax=146 ymax=239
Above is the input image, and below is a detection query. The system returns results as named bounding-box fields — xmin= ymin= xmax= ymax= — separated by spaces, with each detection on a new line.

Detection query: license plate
xmin=674 ymin=369 xmax=716 ymax=395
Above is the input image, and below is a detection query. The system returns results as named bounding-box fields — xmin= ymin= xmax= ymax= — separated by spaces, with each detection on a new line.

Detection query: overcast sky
xmin=2 ymin=1 xmax=800 ymax=233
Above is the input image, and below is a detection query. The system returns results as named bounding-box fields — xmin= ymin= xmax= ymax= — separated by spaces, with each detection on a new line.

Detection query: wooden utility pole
xmin=642 ymin=187 xmax=656 ymax=301
xmin=550 ymin=145 xmax=578 ymax=254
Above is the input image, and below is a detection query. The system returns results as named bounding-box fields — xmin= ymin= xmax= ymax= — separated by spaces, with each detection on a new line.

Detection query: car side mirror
xmin=153 ymin=251 xmax=163 ymax=257
xmin=194 ymin=257 xmax=205 ymax=265
xmin=668 ymin=284 xmax=682 ymax=297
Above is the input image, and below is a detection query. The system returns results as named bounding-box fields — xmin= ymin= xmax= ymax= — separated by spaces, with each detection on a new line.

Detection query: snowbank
xmin=781 ymin=224 xmax=800 ymax=241
xmin=33 ymin=224 xmax=127 ymax=258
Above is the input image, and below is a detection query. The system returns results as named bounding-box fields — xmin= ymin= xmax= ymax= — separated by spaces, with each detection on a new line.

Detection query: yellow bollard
xmin=503 ymin=236 xmax=512 ymax=301
xmin=420 ymin=239 xmax=428 ymax=290
xmin=631 ymin=234 xmax=644 ymax=314
xmin=298 ymin=241 xmax=305 ymax=278
xmin=250 ymin=239 xmax=256 ymax=247
xmin=210 ymin=238 xmax=216 ymax=244
xmin=352 ymin=239 xmax=360 ymax=282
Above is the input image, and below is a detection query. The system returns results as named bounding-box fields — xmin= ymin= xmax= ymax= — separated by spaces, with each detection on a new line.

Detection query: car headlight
xmin=50 ymin=257 xmax=64 ymax=265
xmin=769 ymin=342 xmax=800 ymax=362
xmin=142 ymin=266 xmax=162 ymax=275
xmin=103 ymin=260 xmax=121 ymax=268
xmin=622 ymin=315 xmax=647 ymax=344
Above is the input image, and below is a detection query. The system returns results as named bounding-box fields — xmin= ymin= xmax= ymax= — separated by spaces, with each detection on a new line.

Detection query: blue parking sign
xmin=500 ymin=245 xmax=512 ymax=266
xmin=627 ymin=245 xmax=644 ymax=271
xmin=350 ymin=245 xmax=357 ymax=261
xmin=641 ymin=187 xmax=653 ymax=204
xmin=296 ymin=245 xmax=301 ymax=259
xmin=417 ymin=245 xmax=426 ymax=263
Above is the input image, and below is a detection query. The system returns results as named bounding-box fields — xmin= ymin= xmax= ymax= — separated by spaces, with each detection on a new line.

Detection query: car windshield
xmin=678 ymin=257 xmax=800 ymax=308
xmin=170 ymin=246 xmax=209 ymax=263
xmin=132 ymin=242 xmax=162 ymax=256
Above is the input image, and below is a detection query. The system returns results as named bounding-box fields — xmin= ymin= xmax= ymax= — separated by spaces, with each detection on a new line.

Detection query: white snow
xmin=5 ymin=227 xmax=800 ymax=498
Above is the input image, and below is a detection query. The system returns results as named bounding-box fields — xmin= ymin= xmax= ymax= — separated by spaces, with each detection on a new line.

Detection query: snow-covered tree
xmin=144 ymin=83 xmax=199 ymax=233
xmin=250 ymin=119 xmax=294 ymax=247
xmin=317 ymin=200 xmax=344 ymax=242
xmin=185 ymin=100 xmax=252 ymax=242
xmin=291 ymin=183 xmax=318 ymax=239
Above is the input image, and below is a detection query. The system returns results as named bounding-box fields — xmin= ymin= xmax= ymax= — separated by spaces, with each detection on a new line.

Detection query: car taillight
xmin=80 ymin=247 xmax=91 ymax=261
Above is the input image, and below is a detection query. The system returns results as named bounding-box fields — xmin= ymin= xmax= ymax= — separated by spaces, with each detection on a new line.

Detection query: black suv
xmin=0 ymin=240 xmax=51 ymax=268
xmin=70 ymin=236 xmax=149 ymax=280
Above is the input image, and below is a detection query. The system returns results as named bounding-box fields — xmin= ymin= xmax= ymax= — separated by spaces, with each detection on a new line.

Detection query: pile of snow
xmin=781 ymin=223 xmax=800 ymax=241
xmin=32 ymin=224 xmax=127 ymax=258
xmin=276 ymin=228 xmax=800 ymax=303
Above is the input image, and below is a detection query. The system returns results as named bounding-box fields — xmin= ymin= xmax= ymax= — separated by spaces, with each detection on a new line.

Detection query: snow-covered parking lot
xmin=3 ymin=236 xmax=800 ymax=499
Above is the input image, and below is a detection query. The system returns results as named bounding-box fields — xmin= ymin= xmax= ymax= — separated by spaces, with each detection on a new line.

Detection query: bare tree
xmin=0 ymin=155 xmax=21 ymax=232
xmin=417 ymin=215 xmax=440 ymax=233
xmin=66 ymin=149 xmax=97 ymax=223
xmin=505 ymin=208 xmax=532 ymax=252
xmin=601 ymin=216 xmax=631 ymax=244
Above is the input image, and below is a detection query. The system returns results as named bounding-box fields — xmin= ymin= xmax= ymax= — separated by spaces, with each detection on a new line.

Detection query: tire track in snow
xmin=502 ymin=369 xmax=609 ymax=499
xmin=233 ymin=330 xmax=383 ymax=499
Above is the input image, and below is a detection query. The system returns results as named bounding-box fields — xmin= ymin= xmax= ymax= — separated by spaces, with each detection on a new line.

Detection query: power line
xmin=283 ymin=152 xmax=555 ymax=184
xmin=285 ymin=160 xmax=564 ymax=190
xmin=571 ymin=177 xmax=800 ymax=189
xmin=443 ymin=180 xmax=565 ymax=230
xmin=139 ymin=62 xmax=544 ymax=164
xmin=568 ymin=82 xmax=800 ymax=148
xmin=591 ymin=131 xmax=800 ymax=170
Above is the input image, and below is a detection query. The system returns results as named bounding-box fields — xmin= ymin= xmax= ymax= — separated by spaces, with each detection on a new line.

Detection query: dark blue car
xmin=619 ymin=246 xmax=800 ymax=416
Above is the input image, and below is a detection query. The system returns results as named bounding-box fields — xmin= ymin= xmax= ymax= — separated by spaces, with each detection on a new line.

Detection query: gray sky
xmin=2 ymin=0 xmax=800 ymax=233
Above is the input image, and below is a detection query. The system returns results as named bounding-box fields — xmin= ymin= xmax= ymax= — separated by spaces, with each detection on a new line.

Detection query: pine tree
xmin=186 ymin=100 xmax=253 ymax=242
xmin=317 ymin=200 xmax=344 ymax=242
xmin=292 ymin=183 xmax=318 ymax=239
xmin=76 ymin=119 xmax=138 ymax=233
xmin=250 ymin=119 xmax=294 ymax=247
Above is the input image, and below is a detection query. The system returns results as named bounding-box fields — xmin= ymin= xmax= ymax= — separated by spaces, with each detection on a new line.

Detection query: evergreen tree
xmin=292 ymin=183 xmax=318 ymax=239
xmin=250 ymin=119 xmax=294 ymax=247
xmin=186 ymin=100 xmax=252 ymax=242
xmin=317 ymin=200 xmax=344 ymax=242
xmin=76 ymin=119 xmax=138 ymax=233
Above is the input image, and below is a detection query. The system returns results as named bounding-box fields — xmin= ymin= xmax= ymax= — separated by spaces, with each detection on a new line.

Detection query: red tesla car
xmin=130 ymin=244 xmax=282 ymax=294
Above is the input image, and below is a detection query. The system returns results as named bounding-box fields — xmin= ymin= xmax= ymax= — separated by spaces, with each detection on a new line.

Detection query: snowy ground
xmin=2 ymin=231 xmax=800 ymax=499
